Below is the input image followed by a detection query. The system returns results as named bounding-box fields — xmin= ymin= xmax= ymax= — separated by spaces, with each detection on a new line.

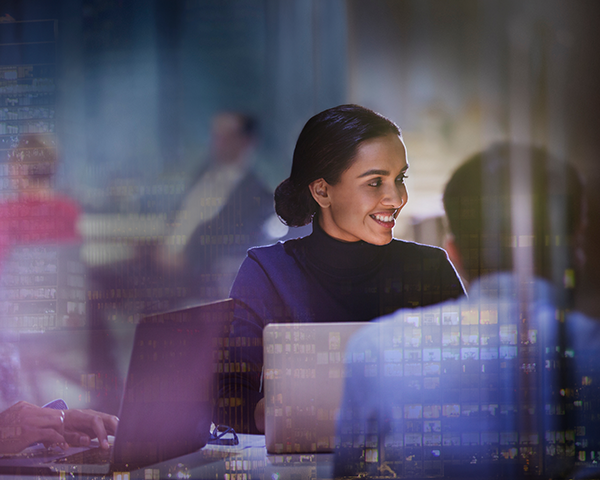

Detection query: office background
xmin=4 ymin=0 xmax=600 ymax=304
xmin=1 ymin=0 xmax=600 ymax=411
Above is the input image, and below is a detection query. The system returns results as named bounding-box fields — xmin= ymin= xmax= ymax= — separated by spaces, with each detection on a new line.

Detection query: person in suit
xmin=157 ymin=111 xmax=274 ymax=304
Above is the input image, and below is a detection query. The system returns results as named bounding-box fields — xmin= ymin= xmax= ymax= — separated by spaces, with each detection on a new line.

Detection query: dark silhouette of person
xmin=158 ymin=112 xmax=274 ymax=304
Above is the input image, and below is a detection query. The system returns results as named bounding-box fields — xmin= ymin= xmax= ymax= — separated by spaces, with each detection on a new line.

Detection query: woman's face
xmin=311 ymin=134 xmax=409 ymax=245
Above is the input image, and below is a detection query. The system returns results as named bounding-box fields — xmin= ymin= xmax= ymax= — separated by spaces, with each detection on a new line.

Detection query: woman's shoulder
xmin=246 ymin=241 xmax=284 ymax=262
xmin=233 ymin=237 xmax=313 ymax=315
xmin=387 ymin=238 xmax=449 ymax=259
xmin=246 ymin=236 xmax=307 ymax=265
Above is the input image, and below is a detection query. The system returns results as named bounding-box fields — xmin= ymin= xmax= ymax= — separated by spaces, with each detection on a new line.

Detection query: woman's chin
xmin=364 ymin=233 xmax=393 ymax=246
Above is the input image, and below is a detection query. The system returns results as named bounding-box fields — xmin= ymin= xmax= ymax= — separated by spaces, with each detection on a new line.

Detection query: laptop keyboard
xmin=54 ymin=446 xmax=112 ymax=465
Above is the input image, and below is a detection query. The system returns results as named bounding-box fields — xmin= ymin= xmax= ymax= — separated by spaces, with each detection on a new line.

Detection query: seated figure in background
xmin=0 ymin=135 xmax=117 ymax=454
xmin=158 ymin=111 xmax=274 ymax=304
xmin=0 ymin=134 xmax=81 ymax=270
xmin=335 ymin=143 xmax=598 ymax=479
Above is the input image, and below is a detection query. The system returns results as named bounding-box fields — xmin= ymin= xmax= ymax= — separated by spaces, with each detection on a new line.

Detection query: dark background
xmin=2 ymin=0 xmax=600 ymax=317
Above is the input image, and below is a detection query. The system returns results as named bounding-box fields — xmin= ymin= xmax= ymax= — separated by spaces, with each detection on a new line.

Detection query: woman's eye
xmin=396 ymin=174 xmax=408 ymax=184
xmin=368 ymin=178 xmax=382 ymax=187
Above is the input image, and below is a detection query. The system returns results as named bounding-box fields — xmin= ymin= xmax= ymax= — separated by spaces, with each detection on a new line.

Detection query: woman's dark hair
xmin=275 ymin=104 xmax=401 ymax=227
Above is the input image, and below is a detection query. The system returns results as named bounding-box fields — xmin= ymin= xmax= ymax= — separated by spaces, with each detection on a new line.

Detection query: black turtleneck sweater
xmin=218 ymin=221 xmax=465 ymax=432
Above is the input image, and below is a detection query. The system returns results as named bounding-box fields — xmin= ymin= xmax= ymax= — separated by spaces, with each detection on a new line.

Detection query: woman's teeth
xmin=372 ymin=214 xmax=394 ymax=223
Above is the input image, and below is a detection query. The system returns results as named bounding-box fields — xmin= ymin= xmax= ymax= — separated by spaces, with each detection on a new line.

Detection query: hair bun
xmin=274 ymin=178 xmax=315 ymax=227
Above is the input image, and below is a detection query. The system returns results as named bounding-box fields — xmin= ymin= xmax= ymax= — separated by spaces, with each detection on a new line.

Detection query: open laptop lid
xmin=0 ymin=299 xmax=234 ymax=475
xmin=263 ymin=322 xmax=369 ymax=454
xmin=111 ymin=298 xmax=233 ymax=470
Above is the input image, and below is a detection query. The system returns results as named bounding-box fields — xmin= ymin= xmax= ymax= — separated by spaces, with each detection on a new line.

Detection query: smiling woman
xmin=218 ymin=105 xmax=466 ymax=434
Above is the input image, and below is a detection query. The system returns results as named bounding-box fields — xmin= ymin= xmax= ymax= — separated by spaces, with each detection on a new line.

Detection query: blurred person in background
xmin=0 ymin=135 xmax=116 ymax=455
xmin=0 ymin=134 xmax=81 ymax=270
xmin=0 ymin=134 xmax=84 ymax=408
xmin=157 ymin=111 xmax=274 ymax=304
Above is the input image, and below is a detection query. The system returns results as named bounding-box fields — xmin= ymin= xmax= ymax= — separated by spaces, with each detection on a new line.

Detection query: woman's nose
xmin=382 ymin=183 xmax=405 ymax=208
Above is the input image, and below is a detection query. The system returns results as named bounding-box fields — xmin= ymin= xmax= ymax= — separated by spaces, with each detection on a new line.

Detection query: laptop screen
xmin=113 ymin=299 xmax=233 ymax=469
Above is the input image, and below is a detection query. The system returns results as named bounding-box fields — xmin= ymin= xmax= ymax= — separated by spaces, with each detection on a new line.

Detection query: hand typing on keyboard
xmin=0 ymin=401 xmax=118 ymax=454
xmin=63 ymin=409 xmax=118 ymax=450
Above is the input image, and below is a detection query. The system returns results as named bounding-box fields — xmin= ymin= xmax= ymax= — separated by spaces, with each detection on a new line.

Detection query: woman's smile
xmin=370 ymin=211 xmax=398 ymax=228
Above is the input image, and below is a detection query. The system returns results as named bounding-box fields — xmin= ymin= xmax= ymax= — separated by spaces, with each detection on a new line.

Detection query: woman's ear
xmin=308 ymin=178 xmax=331 ymax=208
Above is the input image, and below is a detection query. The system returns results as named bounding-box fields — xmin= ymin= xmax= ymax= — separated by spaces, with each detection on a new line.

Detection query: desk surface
xmin=123 ymin=435 xmax=334 ymax=480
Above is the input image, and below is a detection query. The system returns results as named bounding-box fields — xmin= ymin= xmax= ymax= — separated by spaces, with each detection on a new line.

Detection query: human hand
xmin=0 ymin=401 xmax=67 ymax=454
xmin=0 ymin=401 xmax=119 ymax=454
xmin=63 ymin=408 xmax=119 ymax=450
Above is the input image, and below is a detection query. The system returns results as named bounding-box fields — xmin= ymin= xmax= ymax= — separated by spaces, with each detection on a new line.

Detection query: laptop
xmin=263 ymin=322 xmax=369 ymax=454
xmin=0 ymin=298 xmax=234 ymax=475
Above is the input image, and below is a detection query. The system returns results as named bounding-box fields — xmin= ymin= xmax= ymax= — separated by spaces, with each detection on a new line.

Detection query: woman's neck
xmin=304 ymin=219 xmax=385 ymax=274
xmin=316 ymin=211 xmax=362 ymax=244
